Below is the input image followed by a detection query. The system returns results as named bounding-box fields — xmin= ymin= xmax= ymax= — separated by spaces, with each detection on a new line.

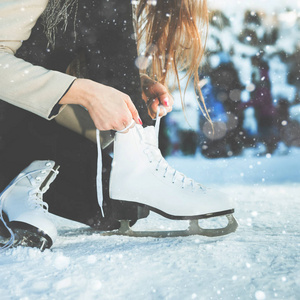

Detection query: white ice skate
xmin=0 ymin=160 xmax=59 ymax=250
xmin=107 ymin=112 xmax=238 ymax=238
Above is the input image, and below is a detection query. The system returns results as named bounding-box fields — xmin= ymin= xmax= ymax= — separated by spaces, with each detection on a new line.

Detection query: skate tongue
xmin=39 ymin=164 xmax=60 ymax=193
xmin=139 ymin=106 xmax=165 ymax=147
xmin=142 ymin=126 xmax=158 ymax=147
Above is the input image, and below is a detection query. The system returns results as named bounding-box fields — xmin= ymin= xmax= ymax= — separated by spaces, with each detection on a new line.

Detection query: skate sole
xmin=111 ymin=199 xmax=234 ymax=220
xmin=8 ymin=221 xmax=53 ymax=251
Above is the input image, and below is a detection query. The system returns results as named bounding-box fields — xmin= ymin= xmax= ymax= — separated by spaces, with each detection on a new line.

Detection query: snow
xmin=1 ymin=148 xmax=300 ymax=300
xmin=1 ymin=1 xmax=300 ymax=299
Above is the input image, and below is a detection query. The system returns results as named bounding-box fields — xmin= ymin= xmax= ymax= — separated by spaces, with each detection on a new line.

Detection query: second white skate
xmin=0 ymin=160 xmax=59 ymax=250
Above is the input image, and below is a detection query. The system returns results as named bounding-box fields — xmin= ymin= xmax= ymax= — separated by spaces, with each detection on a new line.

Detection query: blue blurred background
xmin=160 ymin=0 xmax=300 ymax=159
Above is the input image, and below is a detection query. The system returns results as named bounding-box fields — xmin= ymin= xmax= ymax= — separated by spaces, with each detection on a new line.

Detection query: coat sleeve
xmin=0 ymin=0 xmax=76 ymax=119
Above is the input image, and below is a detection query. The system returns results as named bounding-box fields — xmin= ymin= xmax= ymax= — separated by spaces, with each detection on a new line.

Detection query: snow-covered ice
xmin=1 ymin=0 xmax=300 ymax=299
xmin=1 ymin=148 xmax=299 ymax=300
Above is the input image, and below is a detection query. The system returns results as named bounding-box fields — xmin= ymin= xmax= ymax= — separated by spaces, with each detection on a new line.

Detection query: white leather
xmin=110 ymin=125 xmax=234 ymax=217
xmin=2 ymin=160 xmax=58 ymax=242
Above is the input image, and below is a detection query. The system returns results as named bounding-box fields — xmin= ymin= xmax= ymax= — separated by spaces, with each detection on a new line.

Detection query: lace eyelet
xmin=46 ymin=162 xmax=52 ymax=167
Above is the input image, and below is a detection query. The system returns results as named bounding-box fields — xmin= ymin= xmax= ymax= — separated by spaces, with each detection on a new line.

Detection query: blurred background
xmin=160 ymin=0 xmax=300 ymax=159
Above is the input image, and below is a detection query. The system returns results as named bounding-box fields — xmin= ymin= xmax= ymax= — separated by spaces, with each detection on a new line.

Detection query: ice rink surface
xmin=1 ymin=148 xmax=299 ymax=300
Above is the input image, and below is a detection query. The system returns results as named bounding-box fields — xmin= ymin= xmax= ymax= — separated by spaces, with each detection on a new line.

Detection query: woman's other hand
xmin=140 ymin=74 xmax=173 ymax=119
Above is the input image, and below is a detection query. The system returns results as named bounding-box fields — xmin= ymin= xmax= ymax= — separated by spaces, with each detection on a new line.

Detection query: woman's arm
xmin=0 ymin=0 xmax=141 ymax=131
xmin=0 ymin=49 xmax=76 ymax=118
xmin=0 ymin=0 xmax=76 ymax=119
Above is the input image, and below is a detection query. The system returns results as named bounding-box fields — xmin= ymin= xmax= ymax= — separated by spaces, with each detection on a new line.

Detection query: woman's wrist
xmin=59 ymin=78 xmax=90 ymax=108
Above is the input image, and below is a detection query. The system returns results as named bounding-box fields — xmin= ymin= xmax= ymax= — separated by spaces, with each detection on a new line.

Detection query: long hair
xmin=42 ymin=0 xmax=210 ymax=118
xmin=134 ymin=0 xmax=210 ymax=119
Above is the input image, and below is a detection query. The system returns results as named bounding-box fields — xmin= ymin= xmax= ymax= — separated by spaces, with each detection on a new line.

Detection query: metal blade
xmin=102 ymin=214 xmax=238 ymax=238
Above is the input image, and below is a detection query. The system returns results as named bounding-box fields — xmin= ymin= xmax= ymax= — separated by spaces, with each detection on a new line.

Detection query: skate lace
xmin=0 ymin=168 xmax=57 ymax=251
xmin=28 ymin=190 xmax=49 ymax=212
xmin=96 ymin=120 xmax=135 ymax=217
xmin=139 ymin=107 xmax=205 ymax=191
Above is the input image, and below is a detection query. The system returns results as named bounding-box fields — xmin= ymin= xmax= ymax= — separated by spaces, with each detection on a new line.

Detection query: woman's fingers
xmin=141 ymin=76 xmax=174 ymax=119
xmin=157 ymin=93 xmax=173 ymax=112
xmin=147 ymin=97 xmax=173 ymax=119
xmin=123 ymin=95 xmax=143 ymax=125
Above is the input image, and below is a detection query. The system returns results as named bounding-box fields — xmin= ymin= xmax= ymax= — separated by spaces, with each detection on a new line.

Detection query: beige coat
xmin=0 ymin=0 xmax=76 ymax=118
xmin=0 ymin=0 xmax=113 ymax=146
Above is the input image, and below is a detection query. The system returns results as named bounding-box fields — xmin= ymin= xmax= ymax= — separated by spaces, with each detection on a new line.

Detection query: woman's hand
xmin=140 ymin=74 xmax=173 ymax=119
xmin=59 ymin=79 xmax=142 ymax=131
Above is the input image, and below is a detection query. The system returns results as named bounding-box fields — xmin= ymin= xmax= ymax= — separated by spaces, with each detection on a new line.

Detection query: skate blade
xmin=12 ymin=228 xmax=50 ymax=251
xmin=0 ymin=229 xmax=50 ymax=251
xmin=102 ymin=214 xmax=238 ymax=238
xmin=8 ymin=221 xmax=53 ymax=251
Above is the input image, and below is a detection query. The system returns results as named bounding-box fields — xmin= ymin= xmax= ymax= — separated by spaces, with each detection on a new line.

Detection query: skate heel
xmin=9 ymin=221 xmax=52 ymax=250
xmin=110 ymin=199 xmax=149 ymax=221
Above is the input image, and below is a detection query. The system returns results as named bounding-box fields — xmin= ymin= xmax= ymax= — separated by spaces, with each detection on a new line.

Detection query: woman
xmin=0 ymin=0 xmax=235 ymax=249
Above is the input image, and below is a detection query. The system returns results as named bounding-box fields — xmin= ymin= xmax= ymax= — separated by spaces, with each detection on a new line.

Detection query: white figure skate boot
xmin=0 ymin=160 xmax=59 ymax=250
xmin=109 ymin=121 xmax=238 ymax=237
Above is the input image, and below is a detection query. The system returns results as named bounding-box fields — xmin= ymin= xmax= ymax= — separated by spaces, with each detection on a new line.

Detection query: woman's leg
xmin=0 ymin=101 xmax=148 ymax=230
xmin=0 ymin=101 xmax=115 ymax=229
